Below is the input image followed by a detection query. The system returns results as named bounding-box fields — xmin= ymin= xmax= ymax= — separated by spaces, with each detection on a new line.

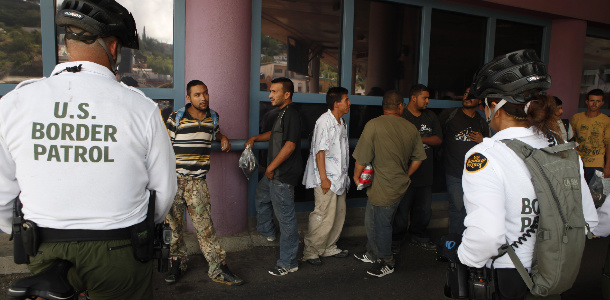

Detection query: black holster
xmin=444 ymin=262 xmax=495 ymax=300
xmin=445 ymin=261 xmax=470 ymax=299
xmin=468 ymin=268 xmax=494 ymax=300
xmin=130 ymin=191 xmax=156 ymax=263
xmin=10 ymin=197 xmax=40 ymax=265
xmin=154 ymin=222 xmax=172 ymax=272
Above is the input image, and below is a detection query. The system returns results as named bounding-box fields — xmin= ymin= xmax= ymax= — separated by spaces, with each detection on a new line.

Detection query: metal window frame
xmin=250 ymin=0 xmax=552 ymax=214
xmin=578 ymin=27 xmax=610 ymax=115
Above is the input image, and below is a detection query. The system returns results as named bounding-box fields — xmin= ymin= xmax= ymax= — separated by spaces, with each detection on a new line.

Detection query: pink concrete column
xmin=547 ymin=19 xmax=587 ymax=119
xmin=184 ymin=0 xmax=252 ymax=236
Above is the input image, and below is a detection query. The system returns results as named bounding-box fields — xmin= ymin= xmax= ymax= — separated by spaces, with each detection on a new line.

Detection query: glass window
xmin=153 ymin=99 xmax=174 ymax=123
xmin=352 ymin=0 xmax=421 ymax=97
xmin=260 ymin=0 xmax=341 ymax=94
xmin=428 ymin=9 xmax=486 ymax=101
xmin=580 ymin=35 xmax=610 ymax=108
xmin=56 ymin=0 xmax=174 ymax=88
xmin=0 ymin=0 xmax=43 ymax=84
xmin=494 ymin=19 xmax=543 ymax=58
xmin=348 ymin=104 xmax=383 ymax=139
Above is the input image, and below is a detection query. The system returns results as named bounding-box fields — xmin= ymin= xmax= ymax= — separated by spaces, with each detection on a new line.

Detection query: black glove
xmin=437 ymin=233 xmax=462 ymax=263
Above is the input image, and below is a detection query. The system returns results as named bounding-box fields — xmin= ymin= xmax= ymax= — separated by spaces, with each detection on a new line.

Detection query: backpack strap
xmin=173 ymin=107 xmax=186 ymax=135
xmin=538 ymin=141 xmax=577 ymax=154
xmin=173 ymin=107 xmax=218 ymax=140
xmin=210 ymin=109 xmax=218 ymax=128
xmin=505 ymin=244 xmax=535 ymax=291
xmin=444 ymin=108 xmax=459 ymax=127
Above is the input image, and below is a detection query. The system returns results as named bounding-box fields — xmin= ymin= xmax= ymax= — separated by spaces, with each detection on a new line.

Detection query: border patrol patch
xmin=465 ymin=153 xmax=488 ymax=173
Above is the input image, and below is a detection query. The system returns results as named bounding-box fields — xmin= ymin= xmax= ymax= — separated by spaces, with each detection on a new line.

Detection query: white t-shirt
xmin=0 ymin=61 xmax=177 ymax=232
xmin=302 ymin=110 xmax=350 ymax=195
xmin=556 ymin=119 xmax=574 ymax=142
xmin=457 ymin=127 xmax=598 ymax=269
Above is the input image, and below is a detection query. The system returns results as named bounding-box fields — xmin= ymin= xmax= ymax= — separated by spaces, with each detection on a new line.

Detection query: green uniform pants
xmin=28 ymin=239 xmax=152 ymax=300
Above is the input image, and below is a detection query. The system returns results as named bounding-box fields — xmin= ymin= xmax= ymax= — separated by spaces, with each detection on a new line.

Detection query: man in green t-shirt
xmin=352 ymin=90 xmax=426 ymax=277
xmin=572 ymin=88 xmax=610 ymax=184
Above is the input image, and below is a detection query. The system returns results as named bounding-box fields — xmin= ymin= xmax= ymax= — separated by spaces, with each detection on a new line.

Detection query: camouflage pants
xmin=166 ymin=175 xmax=226 ymax=279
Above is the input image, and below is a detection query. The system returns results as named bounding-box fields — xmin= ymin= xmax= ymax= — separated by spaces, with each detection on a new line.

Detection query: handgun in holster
xmin=129 ymin=190 xmax=172 ymax=272
xmin=154 ymin=222 xmax=171 ymax=272
xmin=9 ymin=197 xmax=40 ymax=265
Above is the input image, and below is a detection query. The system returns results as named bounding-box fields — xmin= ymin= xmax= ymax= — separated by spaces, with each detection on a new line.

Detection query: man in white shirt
xmin=301 ymin=87 xmax=351 ymax=265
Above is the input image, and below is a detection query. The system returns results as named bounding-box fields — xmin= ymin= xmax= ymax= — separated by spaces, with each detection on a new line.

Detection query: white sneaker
xmin=354 ymin=252 xmax=374 ymax=263
xmin=268 ymin=265 xmax=298 ymax=276
xmin=266 ymin=235 xmax=276 ymax=242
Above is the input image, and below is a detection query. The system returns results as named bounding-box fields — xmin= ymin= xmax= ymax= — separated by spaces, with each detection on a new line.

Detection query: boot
xmin=212 ymin=262 xmax=244 ymax=286
xmin=164 ymin=258 xmax=181 ymax=285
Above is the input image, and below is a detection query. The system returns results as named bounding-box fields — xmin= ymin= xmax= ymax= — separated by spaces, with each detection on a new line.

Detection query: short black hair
xmin=382 ymin=90 xmax=404 ymax=110
xmin=271 ymin=77 xmax=294 ymax=99
xmin=326 ymin=87 xmax=349 ymax=110
xmin=410 ymin=84 xmax=429 ymax=98
xmin=186 ymin=80 xmax=205 ymax=96
xmin=588 ymin=89 xmax=605 ymax=99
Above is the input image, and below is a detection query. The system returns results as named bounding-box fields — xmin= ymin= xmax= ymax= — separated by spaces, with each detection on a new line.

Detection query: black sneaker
xmin=411 ymin=240 xmax=437 ymax=251
xmin=212 ymin=262 xmax=244 ymax=286
xmin=354 ymin=252 xmax=374 ymax=263
xmin=302 ymin=257 xmax=322 ymax=265
xmin=165 ymin=258 xmax=181 ymax=285
xmin=366 ymin=259 xmax=395 ymax=277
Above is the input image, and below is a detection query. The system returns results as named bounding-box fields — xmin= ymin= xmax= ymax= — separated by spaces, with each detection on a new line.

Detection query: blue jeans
xmin=446 ymin=174 xmax=466 ymax=235
xmin=365 ymin=199 xmax=400 ymax=263
xmin=255 ymin=177 xmax=299 ymax=269
xmin=392 ymin=185 xmax=432 ymax=243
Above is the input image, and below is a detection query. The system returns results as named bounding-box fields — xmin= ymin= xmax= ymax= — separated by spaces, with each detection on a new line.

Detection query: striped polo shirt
xmin=166 ymin=104 xmax=219 ymax=178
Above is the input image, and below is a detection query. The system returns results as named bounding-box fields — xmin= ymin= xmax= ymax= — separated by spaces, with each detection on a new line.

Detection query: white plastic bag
xmin=591 ymin=170 xmax=610 ymax=208
xmin=239 ymin=145 xmax=258 ymax=180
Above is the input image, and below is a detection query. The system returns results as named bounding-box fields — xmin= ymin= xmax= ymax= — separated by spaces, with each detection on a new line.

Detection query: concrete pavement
xmin=0 ymin=202 xmax=450 ymax=276
xmin=0 ymin=202 xmax=608 ymax=300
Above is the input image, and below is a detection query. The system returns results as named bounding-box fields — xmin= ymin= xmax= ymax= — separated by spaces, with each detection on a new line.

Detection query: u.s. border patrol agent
xmin=456 ymin=49 xmax=598 ymax=300
xmin=0 ymin=1 xmax=177 ymax=299
xmin=458 ymin=127 xmax=598 ymax=269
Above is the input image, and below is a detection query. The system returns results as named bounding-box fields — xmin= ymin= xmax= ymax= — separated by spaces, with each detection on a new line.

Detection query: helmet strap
xmin=97 ymin=38 xmax=121 ymax=75
xmin=485 ymin=98 xmax=506 ymax=124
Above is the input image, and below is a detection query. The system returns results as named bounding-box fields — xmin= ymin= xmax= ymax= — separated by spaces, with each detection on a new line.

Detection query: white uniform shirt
xmin=303 ymin=110 xmax=350 ymax=195
xmin=0 ymin=61 xmax=177 ymax=232
xmin=457 ymin=127 xmax=598 ymax=270
xmin=593 ymin=195 xmax=610 ymax=237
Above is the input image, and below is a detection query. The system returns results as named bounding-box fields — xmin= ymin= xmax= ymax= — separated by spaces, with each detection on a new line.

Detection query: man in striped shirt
xmin=164 ymin=80 xmax=243 ymax=286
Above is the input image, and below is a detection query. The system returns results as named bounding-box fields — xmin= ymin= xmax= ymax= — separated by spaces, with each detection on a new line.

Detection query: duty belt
xmin=39 ymin=227 xmax=131 ymax=243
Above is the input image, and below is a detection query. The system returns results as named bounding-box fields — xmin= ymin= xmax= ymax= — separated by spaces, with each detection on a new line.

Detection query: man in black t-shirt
xmin=392 ymin=84 xmax=442 ymax=253
xmin=245 ymin=77 xmax=302 ymax=276
xmin=439 ymin=89 xmax=490 ymax=235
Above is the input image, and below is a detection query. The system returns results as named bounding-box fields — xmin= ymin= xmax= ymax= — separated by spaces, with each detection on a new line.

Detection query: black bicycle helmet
xmin=471 ymin=49 xmax=551 ymax=104
xmin=56 ymin=0 xmax=139 ymax=49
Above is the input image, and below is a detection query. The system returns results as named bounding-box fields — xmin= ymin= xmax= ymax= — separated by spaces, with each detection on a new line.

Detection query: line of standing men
xmin=166 ymin=76 xmax=493 ymax=282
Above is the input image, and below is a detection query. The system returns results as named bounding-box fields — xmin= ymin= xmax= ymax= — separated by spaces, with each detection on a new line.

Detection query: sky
xmin=54 ymin=0 xmax=174 ymax=44
xmin=120 ymin=0 xmax=174 ymax=44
